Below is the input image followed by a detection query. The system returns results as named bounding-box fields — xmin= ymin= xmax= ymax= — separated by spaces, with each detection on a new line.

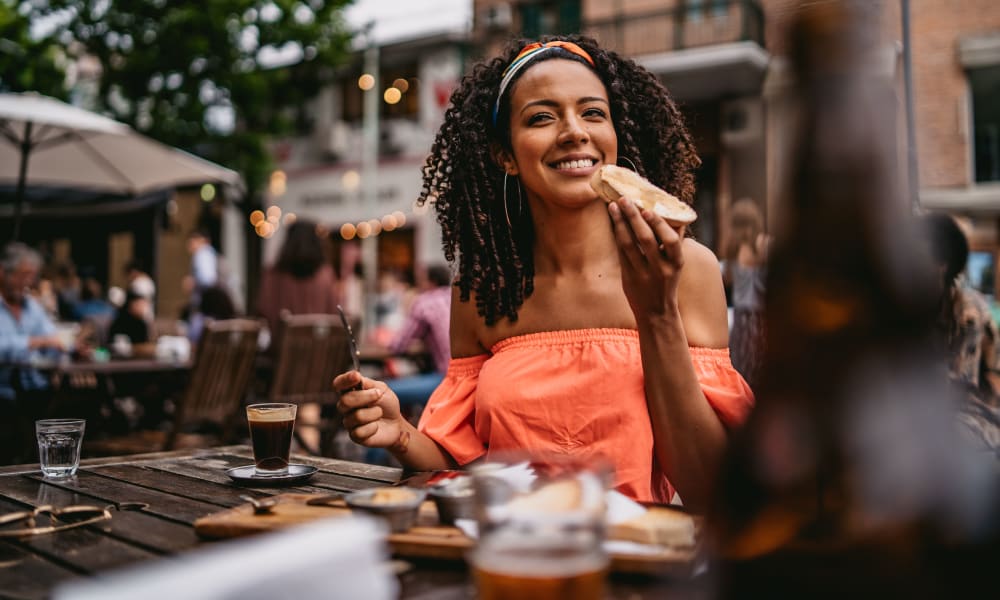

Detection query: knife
xmin=336 ymin=305 xmax=363 ymax=391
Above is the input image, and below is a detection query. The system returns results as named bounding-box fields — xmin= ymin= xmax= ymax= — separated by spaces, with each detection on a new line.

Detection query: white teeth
xmin=554 ymin=159 xmax=595 ymax=170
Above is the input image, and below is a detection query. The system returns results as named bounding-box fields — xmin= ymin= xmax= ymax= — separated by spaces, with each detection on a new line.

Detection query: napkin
xmin=53 ymin=515 xmax=397 ymax=600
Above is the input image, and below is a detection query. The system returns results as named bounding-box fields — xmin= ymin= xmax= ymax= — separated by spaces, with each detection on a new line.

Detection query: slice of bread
xmin=506 ymin=479 xmax=583 ymax=513
xmin=607 ymin=507 xmax=697 ymax=548
xmin=590 ymin=164 xmax=697 ymax=227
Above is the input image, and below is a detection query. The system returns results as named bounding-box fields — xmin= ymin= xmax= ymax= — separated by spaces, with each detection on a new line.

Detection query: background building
xmin=262 ymin=6 xmax=472 ymax=290
xmin=471 ymin=0 xmax=1000 ymax=299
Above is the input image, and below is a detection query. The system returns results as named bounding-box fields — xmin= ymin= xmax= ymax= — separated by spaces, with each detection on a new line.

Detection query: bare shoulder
xmin=449 ymin=285 xmax=489 ymax=357
xmin=679 ymin=238 xmax=729 ymax=348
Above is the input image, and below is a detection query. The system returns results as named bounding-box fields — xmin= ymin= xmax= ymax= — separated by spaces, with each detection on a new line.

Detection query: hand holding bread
xmin=590 ymin=165 xmax=697 ymax=227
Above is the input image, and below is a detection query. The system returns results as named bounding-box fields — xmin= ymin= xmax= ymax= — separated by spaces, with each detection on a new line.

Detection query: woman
xmin=922 ymin=213 xmax=1000 ymax=454
xmin=722 ymin=198 xmax=769 ymax=388
xmin=334 ymin=36 xmax=754 ymax=509
xmin=256 ymin=219 xmax=339 ymax=339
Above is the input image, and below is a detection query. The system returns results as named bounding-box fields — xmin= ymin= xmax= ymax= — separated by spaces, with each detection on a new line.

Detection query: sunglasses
xmin=0 ymin=501 xmax=148 ymax=538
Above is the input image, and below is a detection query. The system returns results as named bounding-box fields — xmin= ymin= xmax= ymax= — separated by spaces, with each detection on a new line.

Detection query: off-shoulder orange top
xmin=417 ymin=328 xmax=754 ymax=503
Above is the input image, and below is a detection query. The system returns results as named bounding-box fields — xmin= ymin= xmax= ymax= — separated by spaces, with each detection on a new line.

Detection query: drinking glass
xmin=246 ymin=403 xmax=297 ymax=476
xmin=468 ymin=453 xmax=612 ymax=600
xmin=36 ymin=419 xmax=86 ymax=478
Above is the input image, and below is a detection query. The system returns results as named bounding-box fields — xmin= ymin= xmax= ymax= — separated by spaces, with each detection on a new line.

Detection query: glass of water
xmin=35 ymin=419 xmax=86 ymax=478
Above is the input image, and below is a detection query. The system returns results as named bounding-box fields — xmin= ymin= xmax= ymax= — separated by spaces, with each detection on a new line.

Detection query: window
xmin=686 ymin=0 xmax=729 ymax=20
xmin=520 ymin=0 xmax=580 ymax=38
xmin=970 ymin=65 xmax=1000 ymax=182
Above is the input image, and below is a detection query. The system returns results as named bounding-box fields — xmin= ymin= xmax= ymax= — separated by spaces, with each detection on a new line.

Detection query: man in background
xmin=0 ymin=243 xmax=65 ymax=464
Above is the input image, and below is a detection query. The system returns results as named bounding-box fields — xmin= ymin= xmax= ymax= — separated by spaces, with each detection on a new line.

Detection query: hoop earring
xmin=618 ymin=156 xmax=639 ymax=172
xmin=503 ymin=172 xmax=523 ymax=229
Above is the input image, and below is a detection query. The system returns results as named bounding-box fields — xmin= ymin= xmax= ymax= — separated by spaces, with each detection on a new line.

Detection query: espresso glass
xmin=246 ymin=403 xmax=297 ymax=476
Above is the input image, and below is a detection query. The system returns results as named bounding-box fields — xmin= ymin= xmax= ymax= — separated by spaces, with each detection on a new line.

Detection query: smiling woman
xmin=333 ymin=36 xmax=754 ymax=511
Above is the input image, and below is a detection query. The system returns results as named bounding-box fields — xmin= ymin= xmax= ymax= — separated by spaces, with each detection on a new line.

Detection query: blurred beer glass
xmin=468 ymin=453 xmax=611 ymax=600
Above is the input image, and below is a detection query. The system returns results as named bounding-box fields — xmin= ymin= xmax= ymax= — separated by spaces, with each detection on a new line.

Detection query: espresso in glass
xmin=246 ymin=403 xmax=297 ymax=476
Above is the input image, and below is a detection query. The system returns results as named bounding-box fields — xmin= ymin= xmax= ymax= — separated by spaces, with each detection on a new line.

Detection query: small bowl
xmin=344 ymin=487 xmax=427 ymax=533
xmin=428 ymin=477 xmax=476 ymax=525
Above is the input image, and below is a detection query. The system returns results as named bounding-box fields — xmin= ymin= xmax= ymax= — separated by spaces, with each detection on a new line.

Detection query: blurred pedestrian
xmin=256 ymin=219 xmax=339 ymax=341
xmin=922 ymin=212 xmax=1000 ymax=453
xmin=722 ymin=198 xmax=769 ymax=388
xmin=183 ymin=229 xmax=219 ymax=307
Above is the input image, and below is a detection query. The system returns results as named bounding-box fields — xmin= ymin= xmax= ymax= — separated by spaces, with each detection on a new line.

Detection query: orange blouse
xmin=417 ymin=328 xmax=755 ymax=503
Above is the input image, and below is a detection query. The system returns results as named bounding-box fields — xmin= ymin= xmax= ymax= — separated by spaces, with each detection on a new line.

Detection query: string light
xmin=383 ymin=87 xmax=402 ymax=104
xmin=340 ymin=223 xmax=356 ymax=240
xmin=358 ymin=73 xmax=375 ymax=90
xmin=266 ymin=205 xmax=282 ymax=222
xmin=392 ymin=78 xmax=409 ymax=93
xmin=356 ymin=221 xmax=372 ymax=238
xmin=249 ymin=210 xmax=265 ymax=226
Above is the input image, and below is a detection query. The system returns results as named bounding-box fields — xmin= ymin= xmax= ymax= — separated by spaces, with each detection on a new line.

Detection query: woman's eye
xmin=527 ymin=113 xmax=551 ymax=125
xmin=583 ymin=108 xmax=607 ymax=118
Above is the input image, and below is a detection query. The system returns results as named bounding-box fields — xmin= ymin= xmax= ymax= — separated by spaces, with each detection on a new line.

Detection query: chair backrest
xmin=168 ymin=318 xmax=262 ymax=447
xmin=269 ymin=313 xmax=354 ymax=406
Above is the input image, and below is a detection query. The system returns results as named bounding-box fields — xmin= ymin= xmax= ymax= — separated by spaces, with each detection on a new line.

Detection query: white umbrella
xmin=0 ymin=92 xmax=243 ymax=239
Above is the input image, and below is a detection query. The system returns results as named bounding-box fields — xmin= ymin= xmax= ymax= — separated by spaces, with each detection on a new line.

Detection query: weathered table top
xmin=0 ymin=446 xmax=700 ymax=599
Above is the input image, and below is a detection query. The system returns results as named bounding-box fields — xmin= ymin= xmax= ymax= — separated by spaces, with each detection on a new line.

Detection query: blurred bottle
xmin=709 ymin=2 xmax=999 ymax=596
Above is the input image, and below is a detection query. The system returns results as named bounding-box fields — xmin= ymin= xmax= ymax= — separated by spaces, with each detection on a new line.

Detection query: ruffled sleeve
xmin=417 ymin=355 xmax=489 ymax=465
xmin=690 ymin=346 xmax=755 ymax=428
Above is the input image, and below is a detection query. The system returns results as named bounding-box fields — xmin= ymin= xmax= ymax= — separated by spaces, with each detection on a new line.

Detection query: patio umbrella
xmin=0 ymin=92 xmax=243 ymax=240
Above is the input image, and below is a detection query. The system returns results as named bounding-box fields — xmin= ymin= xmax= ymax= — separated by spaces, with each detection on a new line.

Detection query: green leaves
xmin=19 ymin=0 xmax=355 ymax=199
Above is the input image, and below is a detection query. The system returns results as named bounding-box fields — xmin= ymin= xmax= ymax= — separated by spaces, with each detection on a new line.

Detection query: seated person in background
xmin=109 ymin=290 xmax=152 ymax=349
xmin=187 ymin=285 xmax=237 ymax=345
xmin=0 ymin=243 xmax=65 ymax=464
xmin=124 ymin=259 xmax=156 ymax=319
xmin=386 ymin=264 xmax=453 ymax=415
xmin=74 ymin=276 xmax=115 ymax=321
xmin=256 ymin=219 xmax=339 ymax=342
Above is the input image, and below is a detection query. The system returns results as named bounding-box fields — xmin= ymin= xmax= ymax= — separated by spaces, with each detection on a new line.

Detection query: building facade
xmin=472 ymin=0 xmax=1000 ymax=296
xmin=263 ymin=31 xmax=469 ymax=286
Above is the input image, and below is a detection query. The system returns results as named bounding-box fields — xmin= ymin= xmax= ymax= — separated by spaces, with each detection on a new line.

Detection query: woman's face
xmin=502 ymin=59 xmax=617 ymax=210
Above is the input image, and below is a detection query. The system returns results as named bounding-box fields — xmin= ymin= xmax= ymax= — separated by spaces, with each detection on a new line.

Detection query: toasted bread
xmin=607 ymin=507 xmax=697 ymax=548
xmin=506 ymin=479 xmax=583 ymax=513
xmin=590 ymin=164 xmax=697 ymax=227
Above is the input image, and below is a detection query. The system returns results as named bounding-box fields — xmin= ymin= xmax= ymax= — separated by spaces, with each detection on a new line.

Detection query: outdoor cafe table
xmin=0 ymin=446 xmax=703 ymax=599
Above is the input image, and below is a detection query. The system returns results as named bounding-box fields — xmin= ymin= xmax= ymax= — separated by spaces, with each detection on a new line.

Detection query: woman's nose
xmin=558 ymin=115 xmax=589 ymax=145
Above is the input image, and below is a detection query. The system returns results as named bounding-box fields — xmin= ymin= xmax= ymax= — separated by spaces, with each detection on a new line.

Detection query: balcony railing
xmin=582 ymin=0 xmax=765 ymax=58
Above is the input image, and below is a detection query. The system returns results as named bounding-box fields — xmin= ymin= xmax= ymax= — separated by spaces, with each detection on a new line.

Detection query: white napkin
xmin=53 ymin=515 xmax=397 ymax=600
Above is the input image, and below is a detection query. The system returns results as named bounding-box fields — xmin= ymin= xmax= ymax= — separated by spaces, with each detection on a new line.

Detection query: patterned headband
xmin=492 ymin=41 xmax=596 ymax=127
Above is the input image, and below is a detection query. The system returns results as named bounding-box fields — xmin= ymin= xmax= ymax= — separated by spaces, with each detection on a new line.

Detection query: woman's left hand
xmin=608 ymin=196 xmax=685 ymax=319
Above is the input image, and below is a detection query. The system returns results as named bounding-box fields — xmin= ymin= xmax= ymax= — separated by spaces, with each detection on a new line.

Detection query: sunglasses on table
xmin=0 ymin=501 xmax=149 ymax=538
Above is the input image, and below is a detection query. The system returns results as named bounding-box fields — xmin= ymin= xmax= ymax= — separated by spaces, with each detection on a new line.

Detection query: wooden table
xmin=0 ymin=447 xmax=704 ymax=599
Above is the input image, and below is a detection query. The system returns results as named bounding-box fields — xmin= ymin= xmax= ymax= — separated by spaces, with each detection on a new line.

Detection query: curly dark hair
xmin=418 ymin=34 xmax=700 ymax=326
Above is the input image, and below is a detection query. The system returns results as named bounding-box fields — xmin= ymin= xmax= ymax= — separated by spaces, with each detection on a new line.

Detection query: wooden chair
xmin=268 ymin=313 xmax=355 ymax=456
xmin=85 ymin=318 xmax=262 ymax=455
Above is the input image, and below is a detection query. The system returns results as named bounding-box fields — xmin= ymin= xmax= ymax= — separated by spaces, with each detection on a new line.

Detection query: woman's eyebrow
xmin=519 ymin=96 xmax=610 ymax=114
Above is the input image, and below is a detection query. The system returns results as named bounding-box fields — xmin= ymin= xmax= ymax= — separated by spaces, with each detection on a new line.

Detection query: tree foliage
xmin=0 ymin=1 xmax=69 ymax=98
xmin=23 ymin=0 xmax=355 ymax=197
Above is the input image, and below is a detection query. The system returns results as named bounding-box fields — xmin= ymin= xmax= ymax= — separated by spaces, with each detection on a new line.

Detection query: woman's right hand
xmin=333 ymin=370 xmax=405 ymax=449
